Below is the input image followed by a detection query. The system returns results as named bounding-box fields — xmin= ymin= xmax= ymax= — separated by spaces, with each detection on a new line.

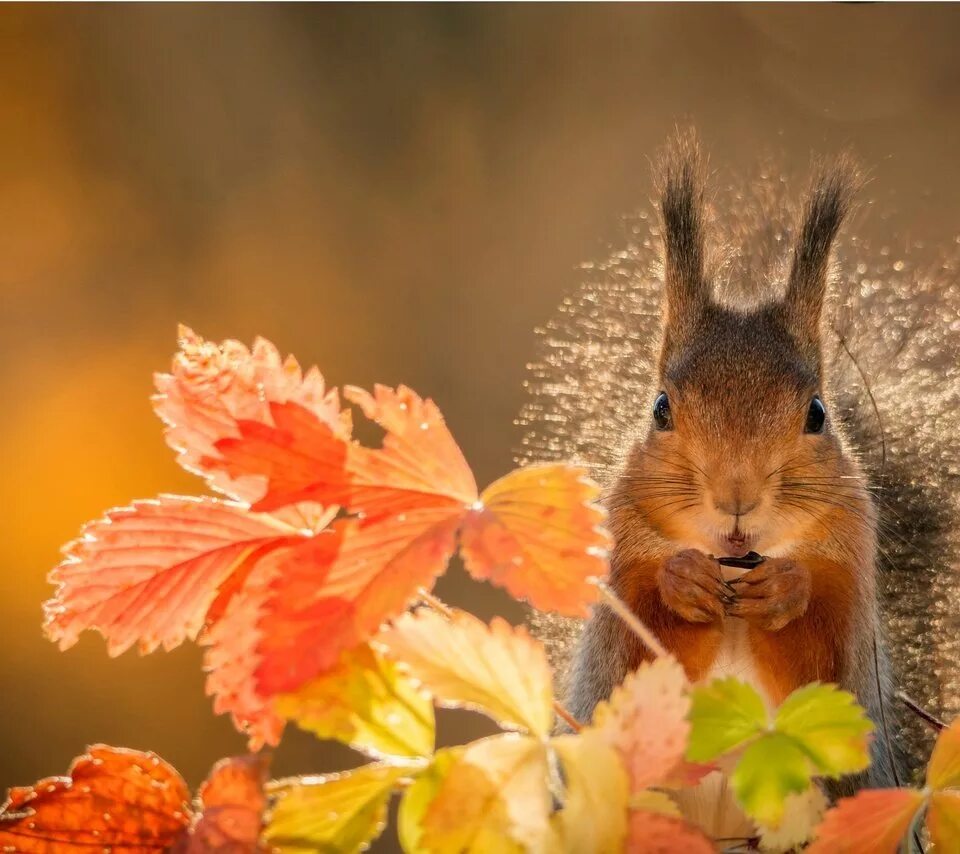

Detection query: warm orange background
xmin=4 ymin=3 xmax=960 ymax=844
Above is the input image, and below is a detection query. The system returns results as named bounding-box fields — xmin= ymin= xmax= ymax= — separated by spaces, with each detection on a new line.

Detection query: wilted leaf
xmin=774 ymin=683 xmax=872 ymax=777
xmin=687 ymin=677 xmax=767 ymax=762
xmin=756 ymin=785 xmax=827 ymax=852
xmin=731 ymin=733 xmax=812 ymax=828
xmin=256 ymin=513 xmax=462 ymax=694
xmin=552 ymin=730 xmax=628 ymax=853
xmin=593 ymin=657 xmax=702 ymax=791
xmin=44 ymin=496 xmax=297 ymax=657
xmin=265 ymin=765 xmax=411 ymax=854
xmin=459 ymin=464 xmax=608 ymax=616
xmin=377 ymin=608 xmax=554 ymax=737
xmin=928 ymin=790 xmax=960 ymax=852
xmin=154 ymin=326 xmax=348 ymax=509
xmin=277 ymin=642 xmax=434 ymax=759
xmin=397 ymin=748 xmax=463 ymax=853
xmin=807 ymin=787 xmax=925 ymax=854
xmin=421 ymin=734 xmax=554 ymax=853
xmin=176 ymin=754 xmax=269 ymax=853
xmin=0 ymin=745 xmax=191 ymax=851
xmin=625 ymin=810 xmax=715 ymax=854
xmin=927 ymin=719 xmax=960 ymax=790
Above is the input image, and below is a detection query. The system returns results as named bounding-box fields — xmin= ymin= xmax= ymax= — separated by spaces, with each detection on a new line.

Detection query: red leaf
xmin=256 ymin=510 xmax=463 ymax=694
xmin=44 ymin=496 xmax=298 ymax=656
xmin=459 ymin=464 xmax=608 ymax=616
xmin=625 ymin=811 xmax=715 ymax=854
xmin=175 ymin=755 xmax=269 ymax=853
xmin=0 ymin=745 xmax=192 ymax=852
xmin=807 ymin=788 xmax=926 ymax=854
xmin=154 ymin=326 xmax=348 ymax=507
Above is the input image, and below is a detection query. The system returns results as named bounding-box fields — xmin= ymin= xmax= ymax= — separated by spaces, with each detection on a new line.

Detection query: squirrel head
xmin=623 ymin=135 xmax=865 ymax=559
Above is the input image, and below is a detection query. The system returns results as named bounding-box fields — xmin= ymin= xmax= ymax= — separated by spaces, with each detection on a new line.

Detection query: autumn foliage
xmin=4 ymin=328 xmax=953 ymax=851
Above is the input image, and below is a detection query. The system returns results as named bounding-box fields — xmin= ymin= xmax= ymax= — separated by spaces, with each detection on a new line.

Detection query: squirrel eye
xmin=653 ymin=392 xmax=672 ymax=431
xmin=805 ymin=396 xmax=826 ymax=434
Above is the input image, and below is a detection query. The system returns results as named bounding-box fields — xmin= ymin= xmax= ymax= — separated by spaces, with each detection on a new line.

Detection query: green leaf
xmin=398 ymin=749 xmax=462 ymax=853
xmin=774 ymin=683 xmax=872 ymax=777
xmin=265 ymin=764 xmax=412 ymax=853
xmin=731 ymin=732 xmax=812 ymax=828
xmin=687 ymin=677 xmax=768 ymax=762
xmin=277 ymin=643 xmax=435 ymax=760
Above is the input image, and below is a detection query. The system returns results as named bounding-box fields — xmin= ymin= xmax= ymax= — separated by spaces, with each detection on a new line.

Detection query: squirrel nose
xmin=712 ymin=494 xmax=759 ymax=518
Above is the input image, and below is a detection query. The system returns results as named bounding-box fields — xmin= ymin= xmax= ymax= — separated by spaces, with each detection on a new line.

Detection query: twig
xmin=592 ymin=578 xmax=668 ymax=659
xmin=416 ymin=587 xmax=582 ymax=733
xmin=896 ymin=690 xmax=946 ymax=732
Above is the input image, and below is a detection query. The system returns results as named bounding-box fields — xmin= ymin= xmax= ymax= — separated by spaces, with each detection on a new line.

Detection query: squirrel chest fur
xmin=565 ymin=137 xmax=899 ymax=795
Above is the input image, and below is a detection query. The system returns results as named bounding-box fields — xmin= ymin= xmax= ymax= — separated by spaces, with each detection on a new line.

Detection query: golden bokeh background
xmin=4 ymin=4 xmax=960 ymax=845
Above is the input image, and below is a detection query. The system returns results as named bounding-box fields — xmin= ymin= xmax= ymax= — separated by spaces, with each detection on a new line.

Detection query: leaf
xmin=256 ymin=512 xmax=462 ymax=694
xmin=774 ymin=683 xmax=872 ymax=777
xmin=153 ymin=326 xmax=348 ymax=507
xmin=592 ymin=656 xmax=703 ymax=791
xmin=630 ymin=790 xmax=681 ymax=817
xmin=397 ymin=748 xmax=463 ymax=853
xmin=277 ymin=642 xmax=435 ymax=759
xmin=202 ymin=549 xmax=287 ymax=750
xmin=927 ymin=718 xmax=960 ymax=789
xmin=459 ymin=464 xmax=608 ymax=616
xmin=928 ymin=790 xmax=960 ymax=852
xmin=44 ymin=496 xmax=297 ymax=656
xmin=687 ymin=677 xmax=768 ymax=762
xmin=377 ymin=608 xmax=554 ymax=737
xmin=807 ymin=788 xmax=926 ymax=854
xmin=625 ymin=811 xmax=715 ymax=854
xmin=552 ymin=730 xmax=628 ymax=854
xmin=421 ymin=734 xmax=555 ymax=854
xmin=265 ymin=764 xmax=410 ymax=854
xmin=756 ymin=785 xmax=827 ymax=852
xmin=731 ymin=733 xmax=812 ymax=827
xmin=0 ymin=744 xmax=191 ymax=851
xmin=176 ymin=754 xmax=269 ymax=853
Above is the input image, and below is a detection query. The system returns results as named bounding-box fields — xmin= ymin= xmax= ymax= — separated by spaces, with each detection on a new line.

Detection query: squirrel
xmin=559 ymin=135 xmax=905 ymax=810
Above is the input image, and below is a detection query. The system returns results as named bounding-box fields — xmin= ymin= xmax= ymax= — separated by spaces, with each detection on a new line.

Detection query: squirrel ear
xmin=785 ymin=158 xmax=859 ymax=342
xmin=656 ymin=132 xmax=710 ymax=339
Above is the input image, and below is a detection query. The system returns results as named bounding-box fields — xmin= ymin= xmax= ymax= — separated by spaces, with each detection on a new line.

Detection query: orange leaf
xmin=44 ymin=496 xmax=298 ymax=656
xmin=202 ymin=550 xmax=290 ymax=750
xmin=175 ymin=755 xmax=269 ymax=853
xmin=807 ymin=788 xmax=926 ymax=854
xmin=928 ymin=790 xmax=960 ymax=852
xmin=625 ymin=811 xmax=715 ymax=854
xmin=459 ymin=464 xmax=608 ymax=616
xmin=256 ymin=511 xmax=462 ymax=694
xmin=927 ymin=719 xmax=960 ymax=789
xmin=154 ymin=326 xmax=348 ymax=507
xmin=0 ymin=745 xmax=192 ymax=852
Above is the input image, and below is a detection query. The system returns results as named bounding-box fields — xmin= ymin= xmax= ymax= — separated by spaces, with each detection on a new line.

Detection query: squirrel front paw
xmin=657 ymin=549 xmax=729 ymax=623
xmin=725 ymin=558 xmax=811 ymax=631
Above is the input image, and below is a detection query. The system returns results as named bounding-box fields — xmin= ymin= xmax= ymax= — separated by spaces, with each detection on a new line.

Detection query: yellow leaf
xmin=421 ymin=733 xmax=555 ymax=853
xmin=398 ymin=748 xmax=463 ymax=853
xmin=552 ymin=730 xmax=628 ymax=853
xmin=277 ymin=643 xmax=434 ymax=759
xmin=630 ymin=790 xmax=681 ymax=818
xmin=928 ymin=790 xmax=960 ymax=852
xmin=757 ymin=786 xmax=827 ymax=852
xmin=927 ymin=719 xmax=960 ymax=790
xmin=377 ymin=608 xmax=554 ymax=737
xmin=265 ymin=764 xmax=412 ymax=853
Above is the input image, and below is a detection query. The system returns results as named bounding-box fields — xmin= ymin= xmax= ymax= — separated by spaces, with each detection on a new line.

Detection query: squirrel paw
xmin=725 ymin=558 xmax=811 ymax=631
xmin=658 ymin=549 xmax=729 ymax=623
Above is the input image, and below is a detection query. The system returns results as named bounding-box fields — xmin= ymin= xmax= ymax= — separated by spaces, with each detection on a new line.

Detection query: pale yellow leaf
xmin=757 ymin=785 xmax=828 ymax=852
xmin=377 ymin=608 xmax=554 ymax=737
xmin=552 ymin=730 xmax=628 ymax=854
xmin=277 ymin=642 xmax=434 ymax=759
xmin=397 ymin=748 xmax=464 ymax=853
xmin=421 ymin=733 xmax=555 ymax=854
xmin=630 ymin=790 xmax=681 ymax=818
xmin=265 ymin=764 xmax=411 ymax=853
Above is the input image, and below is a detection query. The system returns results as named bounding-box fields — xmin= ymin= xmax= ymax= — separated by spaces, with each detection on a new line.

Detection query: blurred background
xmin=4 ymin=3 xmax=960 ymax=845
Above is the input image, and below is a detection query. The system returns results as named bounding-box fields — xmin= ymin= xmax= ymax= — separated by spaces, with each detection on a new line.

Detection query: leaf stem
xmin=896 ymin=690 xmax=945 ymax=732
xmin=415 ymin=587 xmax=582 ymax=733
xmin=592 ymin=578 xmax=668 ymax=659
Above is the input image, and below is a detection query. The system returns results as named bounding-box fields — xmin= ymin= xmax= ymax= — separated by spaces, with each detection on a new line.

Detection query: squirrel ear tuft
xmin=655 ymin=130 xmax=710 ymax=337
xmin=785 ymin=157 xmax=860 ymax=341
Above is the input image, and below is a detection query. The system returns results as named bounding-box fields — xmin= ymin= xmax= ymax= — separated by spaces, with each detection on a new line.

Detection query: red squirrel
xmin=565 ymin=135 xmax=901 ymax=799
